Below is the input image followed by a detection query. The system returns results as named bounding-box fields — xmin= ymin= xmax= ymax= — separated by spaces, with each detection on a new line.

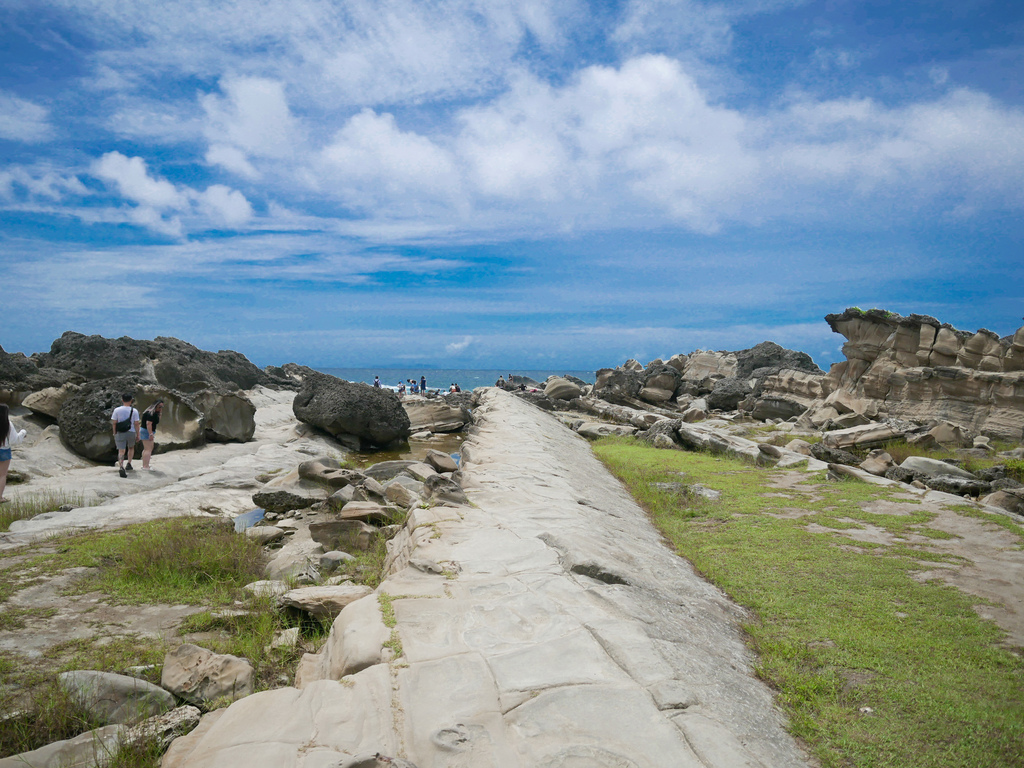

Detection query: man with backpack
xmin=110 ymin=393 xmax=140 ymax=478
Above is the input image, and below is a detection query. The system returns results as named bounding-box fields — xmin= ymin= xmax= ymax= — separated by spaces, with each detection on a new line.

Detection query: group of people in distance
xmin=373 ymin=374 xmax=460 ymax=396
xmin=110 ymin=393 xmax=163 ymax=476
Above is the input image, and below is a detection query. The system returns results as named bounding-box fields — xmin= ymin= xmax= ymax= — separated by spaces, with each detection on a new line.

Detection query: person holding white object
xmin=0 ymin=403 xmax=27 ymax=504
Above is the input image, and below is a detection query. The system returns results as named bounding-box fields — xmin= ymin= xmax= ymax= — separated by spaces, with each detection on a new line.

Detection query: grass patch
xmin=594 ymin=436 xmax=1024 ymax=768
xmin=0 ymin=491 xmax=86 ymax=532
xmin=40 ymin=517 xmax=267 ymax=605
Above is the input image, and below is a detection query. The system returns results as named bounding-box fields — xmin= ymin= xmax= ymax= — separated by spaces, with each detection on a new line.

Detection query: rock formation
xmin=293 ymin=371 xmax=411 ymax=449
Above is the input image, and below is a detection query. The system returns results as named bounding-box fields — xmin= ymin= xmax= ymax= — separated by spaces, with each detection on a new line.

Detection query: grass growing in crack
xmin=593 ymin=436 xmax=1024 ymax=768
xmin=178 ymin=591 xmax=334 ymax=693
xmin=0 ymin=491 xmax=87 ymax=532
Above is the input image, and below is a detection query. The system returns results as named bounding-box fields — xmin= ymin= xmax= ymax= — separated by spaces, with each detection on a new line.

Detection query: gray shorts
xmin=114 ymin=431 xmax=137 ymax=451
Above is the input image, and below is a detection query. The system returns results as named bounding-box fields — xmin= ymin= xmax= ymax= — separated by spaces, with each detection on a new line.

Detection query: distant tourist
xmin=420 ymin=375 xmax=427 ymax=393
xmin=111 ymin=393 xmax=140 ymax=478
xmin=495 ymin=375 xmax=506 ymax=389
xmin=410 ymin=379 xmax=419 ymax=394
xmin=139 ymin=400 xmax=163 ymax=470
xmin=0 ymin=403 xmax=28 ymax=504
xmin=454 ymin=383 xmax=461 ymax=392
xmin=373 ymin=375 xmax=381 ymax=388
xmin=449 ymin=383 xmax=456 ymax=392
xmin=398 ymin=381 xmax=406 ymax=395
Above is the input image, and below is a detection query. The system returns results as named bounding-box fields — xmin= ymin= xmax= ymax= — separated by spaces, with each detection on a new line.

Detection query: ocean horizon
xmin=316 ymin=367 xmax=595 ymax=392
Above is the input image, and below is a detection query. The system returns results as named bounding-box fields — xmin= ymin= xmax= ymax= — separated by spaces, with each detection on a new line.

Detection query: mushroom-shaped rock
xmin=252 ymin=468 xmax=329 ymax=513
xmin=293 ymin=371 xmax=411 ymax=448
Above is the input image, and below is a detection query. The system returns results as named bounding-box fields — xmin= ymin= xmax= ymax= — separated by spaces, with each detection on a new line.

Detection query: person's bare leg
xmin=142 ymin=439 xmax=154 ymax=469
xmin=0 ymin=459 xmax=10 ymax=501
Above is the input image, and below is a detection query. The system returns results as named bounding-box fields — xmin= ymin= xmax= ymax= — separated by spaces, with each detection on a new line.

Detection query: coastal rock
xmin=280 ymin=584 xmax=374 ymax=619
xmin=899 ymin=456 xmax=978 ymax=480
xmin=22 ymin=384 xmax=79 ymax=420
xmin=822 ymin=308 xmax=1024 ymax=441
xmin=705 ymin=378 xmax=752 ymax=411
xmin=424 ymin=449 xmax=458 ymax=473
xmin=35 ymin=331 xmax=284 ymax=390
xmin=293 ymin=371 xmax=411 ymax=448
xmin=190 ymin=389 xmax=257 ymax=443
xmin=544 ymin=377 xmax=583 ymax=400
xmin=403 ymin=398 xmax=471 ymax=433
xmin=592 ymin=368 xmax=643 ymax=404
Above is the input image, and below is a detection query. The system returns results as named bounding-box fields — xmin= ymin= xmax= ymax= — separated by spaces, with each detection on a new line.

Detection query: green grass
xmin=38 ymin=517 xmax=267 ymax=605
xmin=0 ymin=491 xmax=87 ymax=532
xmin=594 ymin=436 xmax=1024 ymax=768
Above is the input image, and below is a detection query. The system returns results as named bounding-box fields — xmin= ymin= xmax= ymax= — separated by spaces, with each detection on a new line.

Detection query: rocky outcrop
xmin=35 ymin=331 xmax=288 ymax=391
xmin=809 ymin=309 xmax=1024 ymax=440
xmin=57 ymin=378 xmax=205 ymax=462
xmin=293 ymin=371 xmax=411 ymax=449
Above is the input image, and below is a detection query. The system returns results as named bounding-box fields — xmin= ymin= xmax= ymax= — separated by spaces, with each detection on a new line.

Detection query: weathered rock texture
xmin=799 ymin=309 xmax=1024 ymax=440
xmin=171 ymin=390 xmax=811 ymax=767
xmin=293 ymin=371 xmax=411 ymax=449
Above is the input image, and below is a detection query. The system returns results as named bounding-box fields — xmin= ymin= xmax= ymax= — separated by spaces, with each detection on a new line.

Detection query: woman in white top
xmin=0 ymin=403 xmax=28 ymax=504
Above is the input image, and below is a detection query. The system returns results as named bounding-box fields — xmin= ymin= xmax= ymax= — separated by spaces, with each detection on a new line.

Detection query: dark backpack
xmin=115 ymin=408 xmax=133 ymax=433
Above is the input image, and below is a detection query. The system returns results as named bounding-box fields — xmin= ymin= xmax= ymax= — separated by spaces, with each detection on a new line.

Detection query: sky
xmin=1 ymin=0 xmax=1022 ymax=370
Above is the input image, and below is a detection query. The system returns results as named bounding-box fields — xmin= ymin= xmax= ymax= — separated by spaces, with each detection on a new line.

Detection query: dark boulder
xmin=751 ymin=397 xmax=807 ymax=421
xmin=592 ymin=368 xmax=643 ymax=404
xmin=810 ymin=442 xmax=861 ymax=467
xmin=36 ymin=332 xmax=284 ymax=391
xmin=923 ymin=476 xmax=991 ymax=497
xmin=705 ymin=378 xmax=753 ymax=411
xmin=734 ymin=341 xmax=823 ymax=379
xmin=292 ymin=372 xmax=411 ymax=449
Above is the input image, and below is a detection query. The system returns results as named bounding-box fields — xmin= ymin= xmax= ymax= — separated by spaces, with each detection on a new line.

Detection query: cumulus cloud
xmin=0 ymin=166 xmax=88 ymax=201
xmin=200 ymin=185 xmax=254 ymax=227
xmin=89 ymin=151 xmax=253 ymax=235
xmin=0 ymin=92 xmax=54 ymax=142
xmin=202 ymin=77 xmax=300 ymax=161
xmin=320 ymin=109 xmax=461 ymax=208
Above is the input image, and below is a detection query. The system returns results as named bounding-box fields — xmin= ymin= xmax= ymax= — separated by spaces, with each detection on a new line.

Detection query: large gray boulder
xmin=293 ymin=372 xmax=411 ymax=449
xmin=544 ymin=377 xmax=583 ymax=401
xmin=161 ymin=644 xmax=253 ymax=709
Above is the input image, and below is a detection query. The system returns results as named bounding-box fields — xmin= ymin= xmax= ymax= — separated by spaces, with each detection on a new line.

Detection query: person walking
xmin=0 ymin=404 xmax=27 ymax=504
xmin=139 ymin=400 xmax=163 ymax=470
xmin=111 ymin=393 xmax=140 ymax=478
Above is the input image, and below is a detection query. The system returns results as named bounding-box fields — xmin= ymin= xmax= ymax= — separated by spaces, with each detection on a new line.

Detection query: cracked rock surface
xmin=175 ymin=389 xmax=812 ymax=767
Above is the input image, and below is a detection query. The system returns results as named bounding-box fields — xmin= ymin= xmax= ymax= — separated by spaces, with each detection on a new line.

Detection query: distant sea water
xmin=316 ymin=368 xmax=595 ymax=392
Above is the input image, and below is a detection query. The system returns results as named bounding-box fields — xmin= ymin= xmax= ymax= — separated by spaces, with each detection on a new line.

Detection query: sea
xmin=316 ymin=367 xmax=595 ymax=392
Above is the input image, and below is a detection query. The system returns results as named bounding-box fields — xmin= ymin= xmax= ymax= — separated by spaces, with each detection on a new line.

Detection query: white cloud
xmin=199 ymin=185 xmax=254 ymax=227
xmin=0 ymin=92 xmax=54 ymax=142
xmin=205 ymin=144 xmax=260 ymax=180
xmin=91 ymin=151 xmax=188 ymax=210
xmin=445 ymin=336 xmax=473 ymax=354
xmin=320 ymin=109 xmax=460 ymax=209
xmin=202 ymin=77 xmax=299 ymax=161
xmin=0 ymin=166 xmax=88 ymax=201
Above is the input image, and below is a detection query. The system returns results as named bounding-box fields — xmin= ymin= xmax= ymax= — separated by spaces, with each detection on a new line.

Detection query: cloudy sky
xmin=1 ymin=0 xmax=1022 ymax=370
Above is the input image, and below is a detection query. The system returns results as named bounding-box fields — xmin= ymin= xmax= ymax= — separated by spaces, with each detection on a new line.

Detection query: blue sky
xmin=1 ymin=0 xmax=1022 ymax=370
